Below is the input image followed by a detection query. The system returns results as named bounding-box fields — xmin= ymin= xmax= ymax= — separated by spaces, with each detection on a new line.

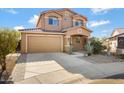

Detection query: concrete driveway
xmin=11 ymin=53 xmax=124 ymax=84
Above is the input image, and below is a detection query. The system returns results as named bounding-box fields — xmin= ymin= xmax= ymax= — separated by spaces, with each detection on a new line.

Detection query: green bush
xmin=90 ymin=37 xmax=105 ymax=54
xmin=0 ymin=28 xmax=20 ymax=79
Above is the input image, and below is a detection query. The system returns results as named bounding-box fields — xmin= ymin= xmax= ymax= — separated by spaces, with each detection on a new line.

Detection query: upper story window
xmin=64 ymin=18 xmax=69 ymax=22
xmin=48 ymin=17 xmax=58 ymax=26
xmin=74 ymin=20 xmax=83 ymax=26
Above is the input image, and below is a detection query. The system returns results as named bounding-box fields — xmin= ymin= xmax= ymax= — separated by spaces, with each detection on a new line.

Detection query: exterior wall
xmin=72 ymin=15 xmax=87 ymax=26
xmin=108 ymin=34 xmax=124 ymax=54
xmin=37 ymin=12 xmax=62 ymax=31
xmin=21 ymin=33 xmax=27 ymax=53
xmin=65 ymin=27 xmax=90 ymax=37
xmin=110 ymin=40 xmax=117 ymax=53
xmin=36 ymin=10 xmax=87 ymax=32
xmin=63 ymin=36 xmax=71 ymax=53
xmin=37 ymin=14 xmax=45 ymax=29
xmin=21 ymin=31 xmax=64 ymax=53
xmin=64 ymin=35 xmax=87 ymax=52
xmin=64 ymin=27 xmax=90 ymax=53
xmin=61 ymin=10 xmax=73 ymax=29
xmin=109 ymin=37 xmax=118 ymax=53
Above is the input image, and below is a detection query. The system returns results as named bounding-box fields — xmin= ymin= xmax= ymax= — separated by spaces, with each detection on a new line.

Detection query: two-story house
xmin=20 ymin=8 xmax=92 ymax=53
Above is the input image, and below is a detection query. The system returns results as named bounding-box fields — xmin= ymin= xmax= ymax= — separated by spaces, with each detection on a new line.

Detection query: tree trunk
xmin=0 ymin=59 xmax=6 ymax=80
xmin=2 ymin=62 xmax=6 ymax=71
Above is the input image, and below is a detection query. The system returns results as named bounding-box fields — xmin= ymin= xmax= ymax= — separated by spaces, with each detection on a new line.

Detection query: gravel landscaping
xmin=78 ymin=54 xmax=124 ymax=64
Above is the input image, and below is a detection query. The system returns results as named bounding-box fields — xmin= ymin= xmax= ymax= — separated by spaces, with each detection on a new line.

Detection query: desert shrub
xmin=84 ymin=41 xmax=93 ymax=55
xmin=0 ymin=28 xmax=20 ymax=79
xmin=90 ymin=37 xmax=105 ymax=54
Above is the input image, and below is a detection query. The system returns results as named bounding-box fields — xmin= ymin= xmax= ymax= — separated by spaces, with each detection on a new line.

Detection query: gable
xmin=36 ymin=11 xmax=62 ymax=27
xmin=44 ymin=12 xmax=62 ymax=18
xmin=62 ymin=10 xmax=74 ymax=17
xmin=111 ymin=29 xmax=124 ymax=37
xmin=111 ymin=30 xmax=119 ymax=37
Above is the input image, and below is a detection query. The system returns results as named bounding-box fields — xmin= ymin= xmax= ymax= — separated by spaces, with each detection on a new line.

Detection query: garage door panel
xmin=27 ymin=35 xmax=62 ymax=53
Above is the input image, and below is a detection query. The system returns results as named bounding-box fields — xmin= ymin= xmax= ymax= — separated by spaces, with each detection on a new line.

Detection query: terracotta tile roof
xmin=19 ymin=28 xmax=42 ymax=31
xmin=19 ymin=28 xmax=63 ymax=33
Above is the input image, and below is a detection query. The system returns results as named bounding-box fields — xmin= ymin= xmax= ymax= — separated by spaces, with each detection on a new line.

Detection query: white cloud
xmin=1 ymin=8 xmax=18 ymax=14
xmin=102 ymin=29 xmax=111 ymax=33
xmin=100 ymin=33 xmax=108 ymax=37
xmin=14 ymin=25 xmax=24 ymax=30
xmin=28 ymin=15 xmax=38 ymax=25
xmin=91 ymin=8 xmax=112 ymax=15
xmin=88 ymin=20 xmax=110 ymax=27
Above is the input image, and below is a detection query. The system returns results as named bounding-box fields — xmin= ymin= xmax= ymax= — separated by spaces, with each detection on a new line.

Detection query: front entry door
xmin=72 ymin=36 xmax=83 ymax=51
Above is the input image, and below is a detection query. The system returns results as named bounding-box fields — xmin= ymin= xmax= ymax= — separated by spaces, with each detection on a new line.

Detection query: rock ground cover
xmin=79 ymin=54 xmax=124 ymax=64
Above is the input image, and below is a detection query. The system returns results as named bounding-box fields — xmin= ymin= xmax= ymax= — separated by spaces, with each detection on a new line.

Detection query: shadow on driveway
xmin=103 ymin=73 xmax=124 ymax=79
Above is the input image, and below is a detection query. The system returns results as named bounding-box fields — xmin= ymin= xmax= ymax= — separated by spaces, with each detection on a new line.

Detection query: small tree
xmin=0 ymin=28 xmax=20 ymax=79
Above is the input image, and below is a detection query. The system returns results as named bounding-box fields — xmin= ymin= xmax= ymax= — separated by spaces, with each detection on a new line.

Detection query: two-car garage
xmin=21 ymin=31 xmax=64 ymax=53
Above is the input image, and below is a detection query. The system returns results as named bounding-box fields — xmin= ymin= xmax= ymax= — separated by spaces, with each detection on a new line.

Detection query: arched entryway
xmin=71 ymin=35 xmax=88 ymax=51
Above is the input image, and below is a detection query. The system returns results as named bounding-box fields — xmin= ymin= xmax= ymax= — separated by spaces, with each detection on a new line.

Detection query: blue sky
xmin=0 ymin=8 xmax=124 ymax=37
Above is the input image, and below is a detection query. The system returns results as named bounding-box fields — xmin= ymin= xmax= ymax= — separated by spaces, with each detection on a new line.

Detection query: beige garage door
xmin=27 ymin=35 xmax=63 ymax=53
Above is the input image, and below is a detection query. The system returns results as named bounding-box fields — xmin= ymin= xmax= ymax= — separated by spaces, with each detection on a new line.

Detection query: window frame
xmin=48 ymin=17 xmax=59 ymax=26
xmin=74 ymin=20 xmax=83 ymax=26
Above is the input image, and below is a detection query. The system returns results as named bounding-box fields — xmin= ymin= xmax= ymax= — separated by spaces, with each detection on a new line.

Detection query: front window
xmin=48 ymin=17 xmax=58 ymax=26
xmin=75 ymin=20 xmax=83 ymax=26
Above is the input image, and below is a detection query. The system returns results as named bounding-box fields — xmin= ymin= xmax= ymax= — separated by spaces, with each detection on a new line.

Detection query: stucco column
xmin=64 ymin=35 xmax=72 ymax=53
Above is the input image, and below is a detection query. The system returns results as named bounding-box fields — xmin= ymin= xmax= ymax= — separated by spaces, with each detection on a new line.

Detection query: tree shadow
xmin=103 ymin=73 xmax=124 ymax=79
xmin=0 ymin=80 xmax=13 ymax=84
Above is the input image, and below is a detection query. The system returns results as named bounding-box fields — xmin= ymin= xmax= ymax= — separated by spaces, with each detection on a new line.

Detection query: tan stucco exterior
xmin=20 ymin=9 xmax=92 ymax=53
xmin=63 ymin=26 xmax=89 ymax=52
xmin=36 ymin=9 xmax=88 ymax=32
xmin=64 ymin=27 xmax=90 ymax=37
xmin=21 ymin=31 xmax=64 ymax=53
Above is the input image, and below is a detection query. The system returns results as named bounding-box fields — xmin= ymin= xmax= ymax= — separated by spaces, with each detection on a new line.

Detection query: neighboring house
xmin=20 ymin=8 xmax=92 ymax=53
xmin=105 ymin=28 xmax=124 ymax=54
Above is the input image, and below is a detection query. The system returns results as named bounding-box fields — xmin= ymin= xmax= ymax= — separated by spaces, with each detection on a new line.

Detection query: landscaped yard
xmin=78 ymin=54 xmax=124 ymax=64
